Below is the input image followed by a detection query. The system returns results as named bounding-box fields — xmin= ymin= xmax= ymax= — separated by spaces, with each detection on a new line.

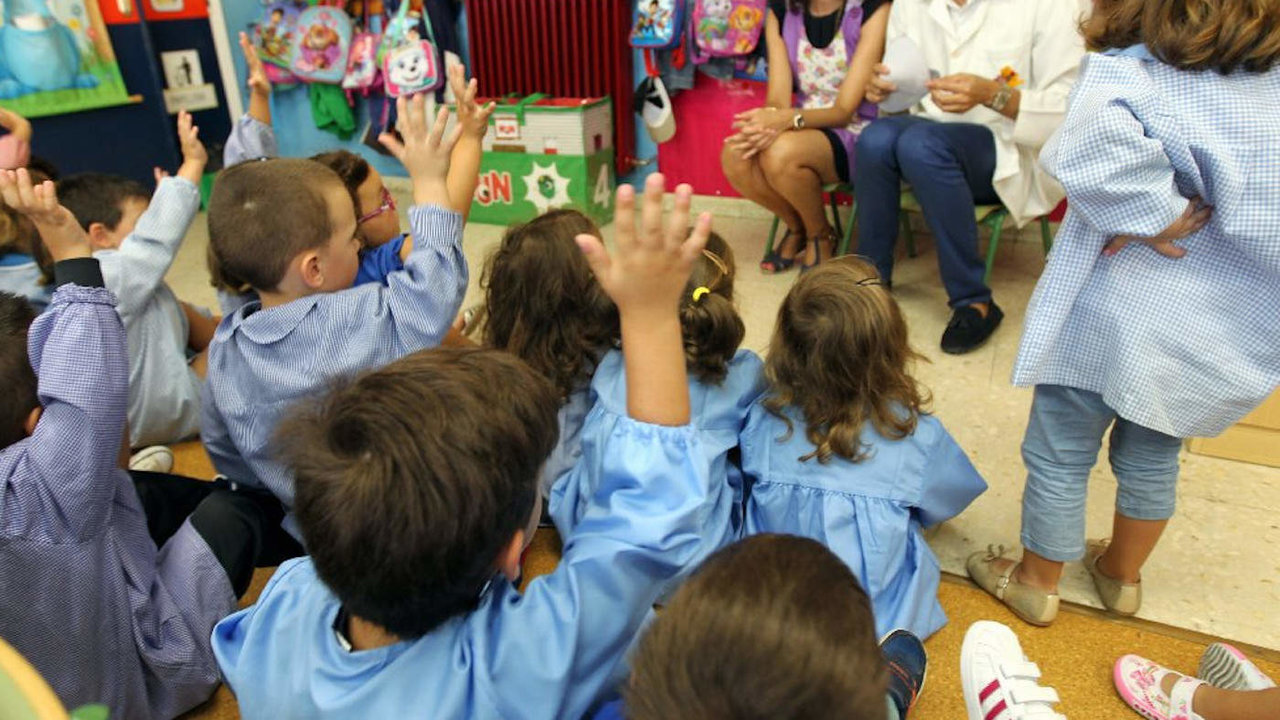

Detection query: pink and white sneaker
xmin=1197 ymin=642 xmax=1275 ymax=691
xmin=1114 ymin=654 xmax=1206 ymax=720
xmin=962 ymin=621 xmax=1066 ymax=720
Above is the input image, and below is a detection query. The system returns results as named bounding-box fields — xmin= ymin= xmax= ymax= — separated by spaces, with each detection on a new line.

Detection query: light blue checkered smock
xmin=1013 ymin=46 xmax=1280 ymax=438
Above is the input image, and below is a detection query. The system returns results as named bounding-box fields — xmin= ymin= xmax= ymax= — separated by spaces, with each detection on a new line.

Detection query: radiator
xmin=465 ymin=0 xmax=635 ymax=173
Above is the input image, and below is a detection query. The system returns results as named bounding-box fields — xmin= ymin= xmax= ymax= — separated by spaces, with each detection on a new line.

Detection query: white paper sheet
xmin=879 ymin=36 xmax=933 ymax=114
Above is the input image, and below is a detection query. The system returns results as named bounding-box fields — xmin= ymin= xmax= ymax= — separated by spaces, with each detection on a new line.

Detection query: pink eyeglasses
xmin=358 ymin=186 xmax=397 ymax=224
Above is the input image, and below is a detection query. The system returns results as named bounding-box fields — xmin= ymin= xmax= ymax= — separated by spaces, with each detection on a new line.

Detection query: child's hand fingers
xmin=665 ymin=183 xmax=694 ymax=251
xmin=464 ymin=78 xmax=478 ymax=107
xmin=1102 ymin=235 xmax=1130 ymax=256
xmin=682 ymin=212 xmax=713 ymax=265
xmin=611 ymin=184 xmax=637 ymax=253
xmin=1152 ymin=241 xmax=1187 ymax=259
xmin=35 ymin=181 xmax=58 ymax=214
xmin=447 ymin=64 xmax=466 ymax=98
xmin=378 ymin=132 xmax=406 ymax=159
xmin=427 ymin=106 xmax=451 ymax=149
xmin=14 ymin=168 xmax=38 ymax=210
xmin=0 ymin=170 xmax=18 ymax=208
xmin=575 ymin=232 xmax=612 ymax=283
xmin=441 ymin=117 xmax=465 ymax=152
xmin=638 ymin=173 xmax=666 ymax=249
xmin=407 ymin=95 xmax=428 ymax=138
xmin=393 ymin=96 xmax=409 ymax=137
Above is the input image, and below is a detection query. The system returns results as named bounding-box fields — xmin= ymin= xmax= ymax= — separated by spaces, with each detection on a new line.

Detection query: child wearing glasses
xmin=738 ymin=256 xmax=986 ymax=641
xmin=215 ymin=33 xmax=492 ymax=315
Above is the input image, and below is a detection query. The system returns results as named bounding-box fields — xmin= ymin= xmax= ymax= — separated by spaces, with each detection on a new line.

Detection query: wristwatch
xmin=792 ymin=112 xmax=806 ymax=130
xmin=988 ymin=85 xmax=1014 ymax=112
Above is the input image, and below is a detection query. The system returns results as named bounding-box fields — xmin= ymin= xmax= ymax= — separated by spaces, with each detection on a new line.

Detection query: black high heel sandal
xmin=800 ymin=229 xmax=838 ymax=274
xmin=761 ymin=228 xmax=804 ymax=274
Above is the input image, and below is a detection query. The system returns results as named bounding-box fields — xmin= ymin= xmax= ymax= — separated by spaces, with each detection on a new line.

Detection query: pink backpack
xmin=690 ymin=0 xmax=767 ymax=61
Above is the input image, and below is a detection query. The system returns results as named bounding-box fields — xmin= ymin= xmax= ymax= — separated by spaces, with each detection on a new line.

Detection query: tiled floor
xmin=166 ymin=191 xmax=1280 ymax=651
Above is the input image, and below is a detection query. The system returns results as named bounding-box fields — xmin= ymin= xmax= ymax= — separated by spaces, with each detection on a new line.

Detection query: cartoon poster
xmin=0 ymin=0 xmax=132 ymax=117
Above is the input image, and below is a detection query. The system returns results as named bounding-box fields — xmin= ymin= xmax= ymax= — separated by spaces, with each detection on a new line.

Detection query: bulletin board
xmin=0 ymin=0 xmax=132 ymax=117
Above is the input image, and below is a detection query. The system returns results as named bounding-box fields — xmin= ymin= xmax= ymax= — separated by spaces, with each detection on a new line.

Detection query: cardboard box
xmin=1188 ymin=389 xmax=1280 ymax=467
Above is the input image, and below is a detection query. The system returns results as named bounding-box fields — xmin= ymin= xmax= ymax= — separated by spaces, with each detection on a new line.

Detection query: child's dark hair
xmin=481 ymin=209 xmax=618 ymax=401
xmin=0 ymin=292 xmax=38 ymax=449
xmin=208 ymin=158 xmax=350 ymax=292
xmin=26 ymin=156 xmax=59 ymax=182
xmin=56 ymin=173 xmax=150 ymax=232
xmin=765 ymin=257 xmax=929 ymax=463
xmin=311 ymin=150 xmax=369 ymax=215
xmin=278 ymin=347 xmax=559 ymax=638
xmin=1084 ymin=0 xmax=1280 ymax=74
xmin=626 ymin=534 xmax=888 ymax=720
xmin=680 ymin=230 xmax=744 ymax=384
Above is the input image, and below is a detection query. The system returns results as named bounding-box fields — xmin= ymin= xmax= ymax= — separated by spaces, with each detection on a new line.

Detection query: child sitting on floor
xmin=215 ymin=32 xmax=491 ymax=317
xmin=740 ymin=257 xmax=986 ymax=640
xmin=598 ymin=534 xmax=925 ymax=720
xmin=212 ymin=175 xmax=722 ymax=719
xmin=549 ymin=229 xmax=765 ymax=569
xmin=55 ymin=112 xmax=217 ymax=449
xmin=201 ymin=95 xmax=468 ymax=541
xmin=0 ymin=169 xmax=268 ymax=719
xmin=479 ymin=208 xmax=618 ymax=496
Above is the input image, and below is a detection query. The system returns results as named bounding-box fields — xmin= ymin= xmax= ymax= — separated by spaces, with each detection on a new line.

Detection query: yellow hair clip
xmin=692 ymin=286 xmax=711 ymax=303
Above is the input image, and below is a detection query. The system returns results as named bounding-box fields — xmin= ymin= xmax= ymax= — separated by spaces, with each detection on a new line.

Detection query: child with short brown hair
xmin=741 ymin=257 xmax=986 ymax=641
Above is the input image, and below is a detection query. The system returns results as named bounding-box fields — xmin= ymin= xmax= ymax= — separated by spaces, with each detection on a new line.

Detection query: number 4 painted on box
xmin=594 ymin=164 xmax=613 ymax=207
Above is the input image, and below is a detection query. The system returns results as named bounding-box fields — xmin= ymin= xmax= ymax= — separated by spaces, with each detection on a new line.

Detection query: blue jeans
xmin=1020 ymin=385 xmax=1184 ymax=562
xmin=854 ymin=115 xmax=1001 ymax=308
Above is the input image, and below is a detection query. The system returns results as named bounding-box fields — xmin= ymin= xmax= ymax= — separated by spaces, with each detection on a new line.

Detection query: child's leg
xmin=1195 ymin=686 xmax=1280 ymax=720
xmin=1099 ymin=416 xmax=1182 ymax=584
xmin=131 ymin=470 xmax=221 ymax=546
xmin=1017 ymin=385 xmax=1116 ymax=590
xmin=182 ymin=301 xmax=219 ymax=352
xmin=188 ymin=487 xmax=303 ymax=596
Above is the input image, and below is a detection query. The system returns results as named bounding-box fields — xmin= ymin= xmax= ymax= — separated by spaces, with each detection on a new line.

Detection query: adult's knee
xmin=720 ymin=141 xmax=754 ymax=183
xmin=758 ymin=135 xmax=803 ymax=177
xmin=895 ymin=123 xmax=959 ymax=174
xmin=855 ymin=119 xmax=906 ymax=168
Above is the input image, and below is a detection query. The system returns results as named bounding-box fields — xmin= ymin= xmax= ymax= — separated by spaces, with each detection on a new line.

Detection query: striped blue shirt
xmin=1014 ymin=46 xmax=1280 ymax=437
xmin=201 ymin=205 xmax=466 ymax=538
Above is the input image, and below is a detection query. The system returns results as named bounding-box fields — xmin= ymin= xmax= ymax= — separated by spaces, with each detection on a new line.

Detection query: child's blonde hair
xmin=679 ymin=231 xmax=744 ymax=385
xmin=764 ymin=257 xmax=929 ymax=463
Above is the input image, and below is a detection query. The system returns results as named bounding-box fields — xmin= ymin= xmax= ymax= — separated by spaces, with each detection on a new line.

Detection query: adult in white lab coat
xmin=854 ymin=0 xmax=1086 ymax=354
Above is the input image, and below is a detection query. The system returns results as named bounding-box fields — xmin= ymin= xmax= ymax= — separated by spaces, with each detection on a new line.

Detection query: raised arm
xmin=445 ymin=66 xmax=495 ymax=221
xmin=223 ymin=33 xmax=278 ymax=167
xmin=2 ymin=169 xmax=127 ymax=537
xmin=0 ymin=108 xmax=32 ymax=170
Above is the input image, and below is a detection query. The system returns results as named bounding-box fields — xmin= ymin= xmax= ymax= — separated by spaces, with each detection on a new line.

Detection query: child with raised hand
xmin=0 ymin=107 xmax=32 ymax=169
xmin=54 ymin=111 xmax=215 ymax=450
xmin=0 ymin=169 xmax=263 ymax=718
xmin=202 ymin=95 xmax=468 ymax=541
xmin=740 ymin=257 xmax=986 ymax=641
xmin=0 ymin=166 xmax=54 ymax=313
xmin=969 ymin=0 xmax=1280 ymax=630
xmin=480 ymin=208 xmax=618 ymax=496
xmin=218 ymin=34 xmax=493 ymax=316
xmin=212 ymin=175 xmax=720 ymax=720
xmin=549 ymin=228 xmax=765 ymax=566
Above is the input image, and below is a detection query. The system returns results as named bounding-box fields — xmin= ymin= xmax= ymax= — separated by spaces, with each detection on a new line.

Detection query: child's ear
xmin=496 ymin=529 xmax=526 ymax=583
xmin=86 ymin=222 xmax=114 ymax=250
xmin=23 ymin=406 xmax=41 ymax=437
xmin=300 ymin=251 xmax=326 ymax=289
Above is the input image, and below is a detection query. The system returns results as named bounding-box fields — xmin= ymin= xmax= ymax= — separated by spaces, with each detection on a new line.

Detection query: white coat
xmin=886 ymin=0 xmax=1088 ymax=225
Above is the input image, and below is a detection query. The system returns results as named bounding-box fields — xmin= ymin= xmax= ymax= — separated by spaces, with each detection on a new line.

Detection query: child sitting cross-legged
xmin=201 ymin=94 xmax=469 ymax=541
xmin=0 ymin=169 xmax=278 ymax=718
xmin=595 ymin=534 xmax=928 ymax=720
xmin=212 ymin=175 xmax=724 ymax=719
xmin=740 ymin=257 xmax=987 ymax=641
xmin=55 ymin=112 xmax=216 ymax=450
xmin=547 ymin=228 xmax=765 ymax=572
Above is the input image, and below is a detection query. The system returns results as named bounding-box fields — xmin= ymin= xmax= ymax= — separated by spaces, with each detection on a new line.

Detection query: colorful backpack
xmin=342 ymin=4 xmax=382 ymax=94
xmin=255 ymin=1 xmax=302 ymax=85
xmin=629 ymin=0 xmax=685 ymax=49
xmin=379 ymin=0 xmax=442 ymax=97
xmin=289 ymin=4 xmax=353 ymax=84
xmin=690 ymin=0 xmax=767 ymax=60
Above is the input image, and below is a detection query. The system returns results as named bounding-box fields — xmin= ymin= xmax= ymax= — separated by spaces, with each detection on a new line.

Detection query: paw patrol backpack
xmin=690 ymin=0 xmax=767 ymax=62
xmin=630 ymin=0 xmax=685 ymax=49
xmin=379 ymin=0 xmax=442 ymax=97
xmin=289 ymin=2 xmax=353 ymax=84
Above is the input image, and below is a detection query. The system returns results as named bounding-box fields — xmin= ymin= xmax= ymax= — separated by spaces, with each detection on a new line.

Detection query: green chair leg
xmin=982 ymin=212 xmax=1005 ymax=285
xmin=839 ymin=201 xmax=858 ymax=256
xmin=828 ymin=190 xmax=843 ymax=239
xmin=762 ymin=215 xmax=781 ymax=264
xmin=1040 ymin=216 xmax=1053 ymax=254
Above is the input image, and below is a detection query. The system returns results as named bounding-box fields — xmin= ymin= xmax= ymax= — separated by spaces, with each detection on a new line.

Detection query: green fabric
xmin=308 ymin=84 xmax=356 ymax=139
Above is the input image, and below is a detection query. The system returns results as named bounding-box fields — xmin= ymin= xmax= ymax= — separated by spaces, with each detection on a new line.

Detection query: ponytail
xmin=679 ymin=232 xmax=745 ymax=384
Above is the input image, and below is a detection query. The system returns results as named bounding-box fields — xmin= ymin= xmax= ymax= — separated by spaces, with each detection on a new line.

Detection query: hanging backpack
xmin=342 ymin=3 xmax=382 ymax=94
xmin=255 ymin=1 xmax=303 ymax=85
xmin=690 ymin=0 xmax=767 ymax=61
xmin=379 ymin=0 xmax=442 ymax=97
xmin=289 ymin=3 xmax=354 ymax=84
xmin=629 ymin=0 xmax=685 ymax=49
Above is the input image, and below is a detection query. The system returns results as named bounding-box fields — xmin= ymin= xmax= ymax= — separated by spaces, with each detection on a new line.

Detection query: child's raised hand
xmin=449 ymin=65 xmax=495 ymax=139
xmin=239 ymin=31 xmax=271 ymax=97
xmin=1104 ymin=197 xmax=1212 ymax=259
xmin=175 ymin=111 xmax=208 ymax=184
xmin=0 ymin=169 xmax=90 ymax=262
xmin=577 ymin=173 xmax=711 ymax=319
xmin=380 ymin=95 xmax=463 ymax=206
xmin=0 ymin=107 xmax=32 ymax=141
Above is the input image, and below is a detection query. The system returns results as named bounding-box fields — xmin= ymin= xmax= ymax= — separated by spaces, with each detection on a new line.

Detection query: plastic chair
xmin=0 ymin=637 xmax=109 ymax=720
xmin=762 ymin=182 xmax=857 ymax=263
xmin=899 ymin=190 xmax=1054 ymax=284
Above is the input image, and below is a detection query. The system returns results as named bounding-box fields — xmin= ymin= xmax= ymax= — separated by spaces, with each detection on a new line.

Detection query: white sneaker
xmin=962 ymin=621 xmax=1066 ymax=720
xmin=1198 ymin=642 xmax=1276 ymax=691
xmin=128 ymin=445 xmax=174 ymax=473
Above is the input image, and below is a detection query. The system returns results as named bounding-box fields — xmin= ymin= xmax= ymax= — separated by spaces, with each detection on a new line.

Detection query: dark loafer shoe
xmin=941 ymin=302 xmax=1004 ymax=354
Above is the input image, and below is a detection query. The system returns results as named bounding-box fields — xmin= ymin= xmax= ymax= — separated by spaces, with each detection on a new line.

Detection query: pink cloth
xmin=657 ymin=73 xmax=768 ymax=197
xmin=0 ymin=135 xmax=30 ymax=170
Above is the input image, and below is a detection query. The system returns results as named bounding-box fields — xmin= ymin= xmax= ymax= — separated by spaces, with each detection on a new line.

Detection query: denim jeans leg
xmin=1109 ymin=418 xmax=1183 ymax=521
xmin=854 ymin=115 xmax=931 ymax=284
xmin=1020 ymin=385 xmax=1116 ymax=562
xmin=894 ymin=121 xmax=1000 ymax=308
